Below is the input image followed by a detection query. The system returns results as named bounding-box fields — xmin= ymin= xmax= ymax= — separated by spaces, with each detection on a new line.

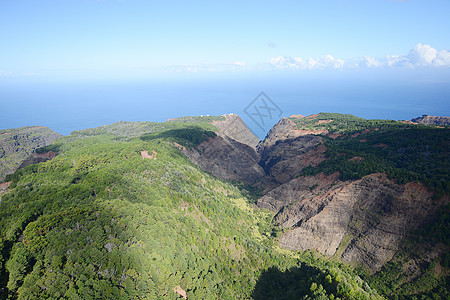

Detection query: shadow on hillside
xmin=251 ymin=264 xmax=324 ymax=300
xmin=140 ymin=127 xmax=216 ymax=147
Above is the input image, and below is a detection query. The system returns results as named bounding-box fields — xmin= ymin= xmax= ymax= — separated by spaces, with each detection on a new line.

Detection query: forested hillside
xmin=0 ymin=117 xmax=381 ymax=299
xmin=0 ymin=126 xmax=62 ymax=181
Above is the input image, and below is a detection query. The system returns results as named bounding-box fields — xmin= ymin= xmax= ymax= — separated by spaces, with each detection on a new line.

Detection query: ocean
xmin=1 ymin=71 xmax=449 ymax=139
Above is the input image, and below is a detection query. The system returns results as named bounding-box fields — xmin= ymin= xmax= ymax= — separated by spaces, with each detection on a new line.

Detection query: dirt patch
xmin=317 ymin=119 xmax=333 ymax=124
xmin=327 ymin=133 xmax=341 ymax=139
xmin=174 ymin=286 xmax=187 ymax=299
xmin=289 ymin=114 xmax=305 ymax=119
xmin=141 ymin=150 xmax=157 ymax=160
xmin=374 ymin=143 xmax=389 ymax=148
xmin=307 ymin=114 xmax=319 ymax=119
xmin=0 ymin=181 xmax=11 ymax=190
xmin=173 ymin=142 xmax=186 ymax=151
xmin=349 ymin=156 xmax=364 ymax=162
xmin=0 ymin=181 xmax=12 ymax=199
xmin=34 ymin=151 xmax=56 ymax=159
xmin=351 ymin=129 xmax=370 ymax=138
xmin=359 ymin=139 xmax=367 ymax=143
xmin=293 ymin=129 xmax=329 ymax=136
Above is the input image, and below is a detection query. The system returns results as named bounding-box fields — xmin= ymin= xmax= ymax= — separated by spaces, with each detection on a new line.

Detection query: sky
xmin=1 ymin=0 xmax=450 ymax=80
xmin=1 ymin=0 xmax=449 ymax=136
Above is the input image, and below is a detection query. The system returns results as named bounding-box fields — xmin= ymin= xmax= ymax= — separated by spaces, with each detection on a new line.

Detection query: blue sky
xmin=1 ymin=0 xmax=449 ymax=135
xmin=1 ymin=0 xmax=450 ymax=80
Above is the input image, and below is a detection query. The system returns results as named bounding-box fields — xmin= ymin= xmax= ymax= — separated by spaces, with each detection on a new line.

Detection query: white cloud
xmin=270 ymin=44 xmax=450 ymax=70
xmin=172 ymin=61 xmax=247 ymax=73
xmin=407 ymin=43 xmax=437 ymax=66
xmin=0 ymin=70 xmax=13 ymax=77
xmin=363 ymin=56 xmax=382 ymax=68
xmin=270 ymin=54 xmax=345 ymax=70
xmin=363 ymin=43 xmax=450 ymax=68
xmin=435 ymin=50 xmax=450 ymax=67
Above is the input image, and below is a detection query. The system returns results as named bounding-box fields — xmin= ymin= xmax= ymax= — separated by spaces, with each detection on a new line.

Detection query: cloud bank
xmin=270 ymin=43 xmax=450 ymax=70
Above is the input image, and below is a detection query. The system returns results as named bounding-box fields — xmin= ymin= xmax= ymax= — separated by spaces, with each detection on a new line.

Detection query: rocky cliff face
xmin=183 ymin=135 xmax=265 ymax=184
xmin=255 ymin=117 xmax=327 ymax=191
xmin=412 ymin=114 xmax=450 ymax=126
xmin=180 ymin=113 xmax=448 ymax=274
xmin=180 ymin=114 xmax=264 ymax=184
xmin=212 ymin=114 xmax=260 ymax=148
xmin=19 ymin=151 xmax=57 ymax=169
xmin=274 ymin=174 xmax=440 ymax=270
xmin=0 ymin=126 xmax=62 ymax=181
xmin=253 ymin=114 xmax=447 ymax=272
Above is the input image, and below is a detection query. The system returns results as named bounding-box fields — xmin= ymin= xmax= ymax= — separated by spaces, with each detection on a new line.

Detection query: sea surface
xmin=1 ymin=72 xmax=449 ymax=139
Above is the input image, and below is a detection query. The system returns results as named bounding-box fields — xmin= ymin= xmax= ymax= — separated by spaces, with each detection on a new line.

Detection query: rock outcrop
xmin=212 ymin=114 xmax=260 ymax=148
xmin=183 ymin=135 xmax=265 ymax=184
xmin=274 ymin=174 xmax=440 ymax=271
xmin=180 ymin=114 xmax=265 ymax=184
xmin=412 ymin=114 xmax=450 ymax=126
xmin=256 ymin=117 xmax=315 ymax=151
xmin=258 ymin=135 xmax=325 ymax=186
xmin=255 ymin=117 xmax=326 ymax=190
xmin=181 ymin=113 xmax=448 ymax=273
xmin=19 ymin=151 xmax=57 ymax=169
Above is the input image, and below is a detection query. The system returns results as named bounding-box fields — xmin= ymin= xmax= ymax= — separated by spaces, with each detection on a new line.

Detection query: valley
xmin=0 ymin=113 xmax=448 ymax=299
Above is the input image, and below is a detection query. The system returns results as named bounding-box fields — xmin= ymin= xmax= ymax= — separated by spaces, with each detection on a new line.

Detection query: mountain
xmin=0 ymin=126 xmax=62 ymax=182
xmin=181 ymin=113 xmax=449 ymax=298
xmin=0 ymin=113 xmax=448 ymax=299
xmin=0 ymin=115 xmax=381 ymax=300
xmin=412 ymin=115 xmax=450 ymax=126
xmin=174 ymin=114 xmax=265 ymax=184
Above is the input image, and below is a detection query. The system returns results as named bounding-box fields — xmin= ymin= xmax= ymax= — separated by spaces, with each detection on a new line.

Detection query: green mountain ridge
xmin=0 ymin=127 xmax=63 ymax=182
xmin=0 ymin=113 xmax=448 ymax=299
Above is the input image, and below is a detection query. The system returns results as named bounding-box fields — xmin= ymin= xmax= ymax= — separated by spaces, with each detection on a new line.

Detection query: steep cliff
xmin=212 ymin=114 xmax=260 ymax=148
xmin=173 ymin=114 xmax=265 ymax=184
xmin=1 ymin=114 xmax=448 ymax=298
xmin=274 ymin=174 xmax=441 ymax=271
xmin=0 ymin=126 xmax=62 ymax=181
xmin=180 ymin=112 xmax=449 ymax=296
xmin=183 ymin=135 xmax=265 ymax=184
xmin=252 ymin=113 xmax=449 ymax=296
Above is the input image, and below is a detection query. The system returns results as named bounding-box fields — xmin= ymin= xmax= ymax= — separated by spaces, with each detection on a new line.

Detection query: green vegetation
xmin=0 ymin=120 xmax=380 ymax=299
xmin=289 ymin=112 xmax=416 ymax=135
xmin=300 ymin=114 xmax=449 ymax=199
xmin=296 ymin=113 xmax=450 ymax=298
xmin=166 ymin=115 xmax=226 ymax=124
xmin=1 ymin=114 xmax=448 ymax=299
xmin=253 ymin=250 xmax=382 ymax=300
xmin=0 ymin=126 xmax=62 ymax=181
xmin=367 ymin=205 xmax=450 ymax=299
xmin=140 ymin=127 xmax=217 ymax=148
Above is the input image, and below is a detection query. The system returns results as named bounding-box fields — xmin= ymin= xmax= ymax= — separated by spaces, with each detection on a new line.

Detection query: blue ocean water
xmin=1 ymin=72 xmax=449 ymax=139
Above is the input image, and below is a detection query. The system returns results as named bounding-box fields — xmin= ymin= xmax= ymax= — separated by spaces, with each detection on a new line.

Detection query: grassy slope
xmin=0 ymin=119 xmax=380 ymax=299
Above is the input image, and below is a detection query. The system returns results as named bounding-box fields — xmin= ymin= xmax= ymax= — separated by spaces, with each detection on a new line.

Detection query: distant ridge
xmin=412 ymin=114 xmax=450 ymax=126
xmin=0 ymin=126 xmax=62 ymax=181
